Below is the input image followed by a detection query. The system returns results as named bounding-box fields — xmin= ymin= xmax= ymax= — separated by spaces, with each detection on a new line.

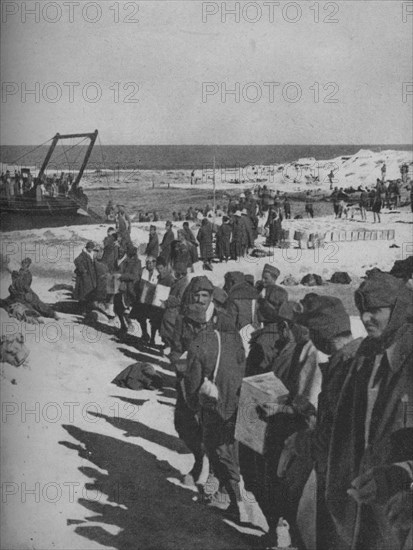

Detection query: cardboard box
xmin=152 ymin=284 xmax=170 ymax=308
xmin=235 ymin=372 xmax=289 ymax=455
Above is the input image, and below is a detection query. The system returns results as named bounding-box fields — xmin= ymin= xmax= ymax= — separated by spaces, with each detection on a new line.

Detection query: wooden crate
xmin=235 ymin=372 xmax=289 ymax=455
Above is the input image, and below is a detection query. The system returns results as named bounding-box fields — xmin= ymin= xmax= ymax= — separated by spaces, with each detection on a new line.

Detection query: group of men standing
xmin=72 ymin=200 xmax=412 ymax=550
xmin=161 ymin=265 xmax=412 ymax=550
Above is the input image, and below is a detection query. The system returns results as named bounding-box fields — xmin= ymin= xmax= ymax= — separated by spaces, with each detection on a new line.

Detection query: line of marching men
xmin=164 ymin=268 xmax=412 ymax=550
xmin=73 ymin=230 xmax=412 ymax=550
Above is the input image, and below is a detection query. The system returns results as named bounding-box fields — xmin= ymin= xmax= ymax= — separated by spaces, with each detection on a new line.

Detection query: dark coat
xmin=246 ymin=197 xmax=258 ymax=220
xmin=157 ymin=271 xmax=175 ymax=288
xmin=160 ymin=228 xmax=175 ymax=263
xmin=183 ymin=226 xmax=197 ymax=247
xmin=240 ymin=215 xmax=255 ymax=248
xmin=145 ymin=232 xmax=159 ymax=258
xmin=246 ymin=323 xmax=282 ymax=376
xmin=8 ymin=267 xmax=55 ymax=318
xmin=230 ymin=217 xmax=247 ymax=258
xmin=171 ymin=241 xmax=193 ymax=270
xmin=183 ymin=227 xmax=199 ymax=263
xmin=95 ymin=260 xmax=110 ymax=302
xmin=257 ymin=285 xmax=289 ymax=324
xmin=160 ymin=276 xmax=189 ymax=346
xmin=119 ymin=256 xmax=142 ymax=307
xmin=74 ymin=251 xmax=97 ymax=301
xmin=197 ymin=221 xmax=214 ymax=261
xmin=184 ymin=316 xmax=246 ymax=421
xmin=226 ymin=281 xmax=259 ymax=331
xmin=102 ymin=235 xmax=118 ymax=273
xmin=326 ymin=324 xmax=413 ymax=550
xmin=216 ymin=223 xmax=232 ymax=260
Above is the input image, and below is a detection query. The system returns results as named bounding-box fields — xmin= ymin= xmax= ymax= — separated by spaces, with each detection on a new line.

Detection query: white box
xmin=235 ymin=372 xmax=289 ymax=455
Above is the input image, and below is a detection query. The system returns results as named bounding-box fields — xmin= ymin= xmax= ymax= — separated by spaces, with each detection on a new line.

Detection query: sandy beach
xmin=1 ymin=178 xmax=412 ymax=548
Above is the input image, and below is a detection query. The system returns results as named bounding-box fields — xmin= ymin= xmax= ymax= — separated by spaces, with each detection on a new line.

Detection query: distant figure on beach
xmin=305 ymin=191 xmax=314 ymax=218
xmin=372 ymin=189 xmax=382 ymax=223
xmin=146 ymin=225 xmax=160 ymax=258
xmin=171 ymin=230 xmax=193 ymax=273
xmin=283 ymin=195 xmax=291 ymax=219
xmin=159 ymin=221 xmax=175 ymax=265
xmin=381 ymin=162 xmax=386 ymax=182
xmin=182 ymin=221 xmax=199 ymax=264
xmin=197 ymin=218 xmax=214 ymax=270
xmin=7 ymin=258 xmax=57 ymax=319
xmin=130 ymin=256 xmax=159 ymax=343
xmin=331 ymin=188 xmax=339 ymax=217
xmin=73 ymin=241 xmax=99 ymax=313
xmin=105 ymin=200 xmax=116 ymax=222
xmin=101 ymin=227 xmax=119 ymax=274
xmin=216 ymin=216 xmax=232 ymax=262
xmin=186 ymin=206 xmax=195 ymax=221
xmin=400 ymin=163 xmax=409 ymax=183
xmin=114 ymin=245 xmax=142 ymax=334
xmin=116 ymin=205 xmax=132 ymax=254
xmin=6 ymin=172 xmax=14 ymax=200
xmin=359 ymin=188 xmax=368 ymax=221
xmin=36 ymin=182 xmax=47 ymax=202
xmin=328 ymin=169 xmax=335 ymax=189
xmin=265 ymin=205 xmax=283 ymax=247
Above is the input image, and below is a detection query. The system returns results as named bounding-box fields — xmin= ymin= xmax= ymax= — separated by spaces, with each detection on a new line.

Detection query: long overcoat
xmin=326 ymin=324 xmax=413 ymax=550
xmin=74 ymin=251 xmax=97 ymax=301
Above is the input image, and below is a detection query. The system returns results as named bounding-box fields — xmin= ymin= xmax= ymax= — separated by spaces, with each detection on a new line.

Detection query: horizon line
xmin=1 ymin=143 xmax=412 ymax=148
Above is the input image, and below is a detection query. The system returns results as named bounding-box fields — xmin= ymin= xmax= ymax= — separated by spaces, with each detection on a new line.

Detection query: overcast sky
xmin=1 ymin=0 xmax=412 ymax=145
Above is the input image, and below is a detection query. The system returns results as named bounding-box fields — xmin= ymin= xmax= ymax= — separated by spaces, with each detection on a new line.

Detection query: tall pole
xmin=213 ymin=155 xmax=216 ymax=222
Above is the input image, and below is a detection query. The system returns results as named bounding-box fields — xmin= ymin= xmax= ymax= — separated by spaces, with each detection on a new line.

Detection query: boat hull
xmin=0 ymin=197 xmax=93 ymax=231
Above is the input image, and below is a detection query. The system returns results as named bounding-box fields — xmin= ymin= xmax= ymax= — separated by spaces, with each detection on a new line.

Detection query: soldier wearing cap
xmin=242 ymin=300 xmax=320 ymax=543
xmin=240 ymin=208 xmax=255 ymax=253
xmin=245 ymin=266 xmax=288 ymax=374
xmin=245 ymin=189 xmax=259 ymax=230
xmin=197 ymin=218 xmax=214 ymax=270
xmin=114 ymin=245 xmax=142 ymax=334
xmin=224 ymin=271 xmax=260 ymax=356
xmin=73 ymin=241 xmax=99 ymax=312
xmin=257 ymin=264 xmax=288 ymax=323
xmin=116 ymin=205 xmax=132 ymax=255
xmin=216 ymin=216 xmax=232 ymax=263
xmin=326 ymin=272 xmax=413 ymax=550
xmin=169 ymin=276 xmax=238 ymax=488
xmin=145 ymin=225 xmax=159 ymax=259
xmin=230 ymin=211 xmax=247 ymax=260
xmin=159 ymin=262 xmax=189 ymax=348
xmin=183 ymin=298 xmax=247 ymax=521
xmin=279 ymin=295 xmax=361 ymax=549
xmin=129 ymin=256 xmax=158 ymax=342
xmin=159 ymin=221 xmax=175 ymax=265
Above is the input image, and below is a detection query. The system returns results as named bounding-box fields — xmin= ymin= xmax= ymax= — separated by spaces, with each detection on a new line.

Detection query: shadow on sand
xmin=60 ymin=424 xmax=253 ymax=550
